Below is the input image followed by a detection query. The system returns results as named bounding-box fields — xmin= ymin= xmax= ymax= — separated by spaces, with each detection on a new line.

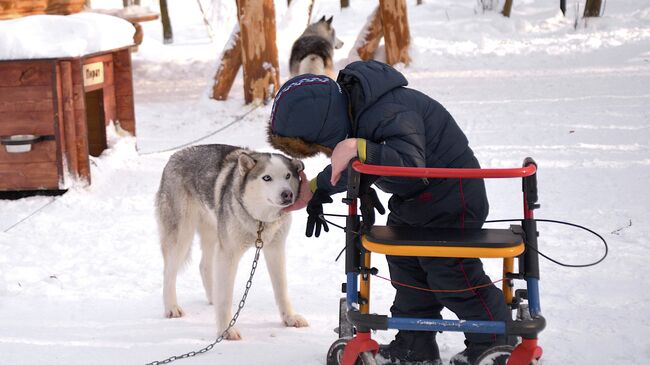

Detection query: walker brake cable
xmin=321 ymin=213 xmax=609 ymax=268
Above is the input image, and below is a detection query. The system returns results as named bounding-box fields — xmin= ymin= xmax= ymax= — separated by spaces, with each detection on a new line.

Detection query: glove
xmin=306 ymin=189 xmax=333 ymax=237
xmin=359 ymin=175 xmax=385 ymax=232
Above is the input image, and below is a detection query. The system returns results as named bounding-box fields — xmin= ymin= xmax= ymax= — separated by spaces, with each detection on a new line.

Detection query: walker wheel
xmin=474 ymin=345 xmax=539 ymax=365
xmin=326 ymin=338 xmax=377 ymax=365
xmin=475 ymin=345 xmax=513 ymax=365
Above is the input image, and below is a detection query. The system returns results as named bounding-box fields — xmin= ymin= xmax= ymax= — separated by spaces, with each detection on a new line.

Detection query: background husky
xmin=155 ymin=144 xmax=308 ymax=340
xmin=289 ymin=16 xmax=344 ymax=78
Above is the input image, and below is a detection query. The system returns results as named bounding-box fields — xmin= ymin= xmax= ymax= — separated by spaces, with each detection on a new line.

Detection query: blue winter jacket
xmin=269 ymin=60 xmax=488 ymax=226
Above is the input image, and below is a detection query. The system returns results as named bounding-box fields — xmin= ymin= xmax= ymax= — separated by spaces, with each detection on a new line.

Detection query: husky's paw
xmin=164 ymin=305 xmax=184 ymax=318
xmin=283 ymin=313 xmax=309 ymax=328
xmin=222 ymin=327 xmax=242 ymax=341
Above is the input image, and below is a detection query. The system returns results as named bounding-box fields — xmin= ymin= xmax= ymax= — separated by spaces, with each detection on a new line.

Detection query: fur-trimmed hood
xmin=267 ymin=74 xmax=350 ymax=158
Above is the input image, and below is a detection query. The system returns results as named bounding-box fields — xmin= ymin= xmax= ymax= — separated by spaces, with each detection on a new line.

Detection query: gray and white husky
xmin=155 ymin=144 xmax=308 ymax=340
xmin=289 ymin=16 xmax=344 ymax=79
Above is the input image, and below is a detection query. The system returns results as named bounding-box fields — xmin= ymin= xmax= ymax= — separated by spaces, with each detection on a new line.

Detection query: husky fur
xmin=156 ymin=144 xmax=308 ymax=340
xmin=289 ymin=16 xmax=344 ymax=79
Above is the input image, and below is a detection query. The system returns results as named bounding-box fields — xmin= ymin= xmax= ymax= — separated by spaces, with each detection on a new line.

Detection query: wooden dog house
xmin=0 ymin=47 xmax=136 ymax=191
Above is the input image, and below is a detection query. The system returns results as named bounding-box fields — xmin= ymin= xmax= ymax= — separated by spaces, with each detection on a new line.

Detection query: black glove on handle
xmin=306 ymin=189 xmax=333 ymax=237
xmin=359 ymin=175 xmax=385 ymax=232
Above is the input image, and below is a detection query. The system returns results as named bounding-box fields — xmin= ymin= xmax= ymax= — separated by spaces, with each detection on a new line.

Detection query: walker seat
xmin=362 ymin=226 xmax=525 ymax=258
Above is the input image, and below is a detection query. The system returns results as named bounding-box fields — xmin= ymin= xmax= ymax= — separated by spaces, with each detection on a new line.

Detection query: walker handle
xmin=351 ymin=160 xmax=536 ymax=179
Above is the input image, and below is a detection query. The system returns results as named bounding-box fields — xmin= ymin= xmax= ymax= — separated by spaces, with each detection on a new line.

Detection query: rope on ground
xmin=139 ymin=105 xmax=261 ymax=156
xmin=2 ymin=197 xmax=58 ymax=233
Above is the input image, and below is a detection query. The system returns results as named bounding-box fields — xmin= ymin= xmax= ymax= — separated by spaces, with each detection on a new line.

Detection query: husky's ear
xmin=290 ymin=158 xmax=304 ymax=174
xmin=319 ymin=15 xmax=325 ymax=22
xmin=326 ymin=16 xmax=333 ymax=25
xmin=238 ymin=153 xmax=257 ymax=175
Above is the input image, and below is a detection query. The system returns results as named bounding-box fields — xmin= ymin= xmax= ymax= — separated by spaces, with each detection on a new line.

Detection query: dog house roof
xmin=0 ymin=12 xmax=134 ymax=60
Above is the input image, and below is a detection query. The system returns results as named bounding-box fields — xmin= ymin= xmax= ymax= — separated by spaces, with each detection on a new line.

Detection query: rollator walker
xmin=327 ymin=158 xmax=545 ymax=365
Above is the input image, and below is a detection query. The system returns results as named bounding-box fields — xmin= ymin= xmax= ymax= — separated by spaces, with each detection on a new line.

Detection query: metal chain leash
xmin=146 ymin=222 xmax=265 ymax=365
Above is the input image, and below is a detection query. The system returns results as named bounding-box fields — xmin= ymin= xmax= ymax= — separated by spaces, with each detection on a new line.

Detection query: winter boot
xmin=376 ymin=330 xmax=442 ymax=365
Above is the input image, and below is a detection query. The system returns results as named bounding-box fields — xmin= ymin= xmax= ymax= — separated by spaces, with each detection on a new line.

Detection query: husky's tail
xmin=298 ymin=54 xmax=326 ymax=76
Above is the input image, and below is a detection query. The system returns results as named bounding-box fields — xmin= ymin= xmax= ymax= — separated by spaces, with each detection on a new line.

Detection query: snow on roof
xmin=0 ymin=12 xmax=135 ymax=61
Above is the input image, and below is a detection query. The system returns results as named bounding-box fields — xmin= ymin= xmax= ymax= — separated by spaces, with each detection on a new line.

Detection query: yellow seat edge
xmin=361 ymin=237 xmax=525 ymax=258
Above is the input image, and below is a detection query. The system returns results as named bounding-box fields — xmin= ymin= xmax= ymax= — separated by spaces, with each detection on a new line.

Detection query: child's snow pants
xmin=385 ymin=176 xmax=508 ymax=348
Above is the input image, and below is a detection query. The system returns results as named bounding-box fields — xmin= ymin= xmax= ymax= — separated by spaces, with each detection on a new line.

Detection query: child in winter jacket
xmin=268 ymin=60 xmax=508 ymax=365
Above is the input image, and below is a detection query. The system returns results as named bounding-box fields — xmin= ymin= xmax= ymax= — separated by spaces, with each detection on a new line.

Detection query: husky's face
xmin=239 ymin=153 xmax=304 ymax=218
xmin=310 ymin=16 xmax=344 ymax=49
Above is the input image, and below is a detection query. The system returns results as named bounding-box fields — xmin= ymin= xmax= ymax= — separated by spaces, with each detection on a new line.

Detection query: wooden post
xmin=160 ymin=0 xmax=173 ymax=44
xmin=560 ymin=0 xmax=566 ymax=15
xmin=379 ymin=0 xmax=411 ymax=66
xmin=113 ymin=49 xmax=136 ymax=135
xmin=237 ymin=0 xmax=280 ymax=104
xmin=70 ymin=59 xmax=91 ymax=183
xmin=354 ymin=6 xmax=383 ymax=61
xmin=341 ymin=0 xmax=349 ymax=9
xmin=583 ymin=0 xmax=602 ymax=17
xmin=59 ymin=61 xmax=79 ymax=177
xmin=502 ymin=0 xmax=513 ymax=17
xmin=212 ymin=26 xmax=243 ymax=101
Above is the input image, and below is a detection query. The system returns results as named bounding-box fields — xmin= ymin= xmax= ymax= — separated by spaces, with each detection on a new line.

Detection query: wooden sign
xmin=83 ymin=61 xmax=104 ymax=87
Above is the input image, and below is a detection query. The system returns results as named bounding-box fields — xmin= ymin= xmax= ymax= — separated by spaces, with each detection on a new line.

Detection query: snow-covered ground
xmin=1 ymin=0 xmax=649 ymax=364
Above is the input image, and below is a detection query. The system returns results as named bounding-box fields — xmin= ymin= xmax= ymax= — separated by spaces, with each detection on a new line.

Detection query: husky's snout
xmin=281 ymin=189 xmax=294 ymax=205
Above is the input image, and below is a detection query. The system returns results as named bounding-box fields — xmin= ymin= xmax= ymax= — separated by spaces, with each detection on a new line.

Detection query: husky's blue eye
xmin=285 ymin=173 xmax=291 ymax=180
xmin=262 ymin=175 xmax=272 ymax=182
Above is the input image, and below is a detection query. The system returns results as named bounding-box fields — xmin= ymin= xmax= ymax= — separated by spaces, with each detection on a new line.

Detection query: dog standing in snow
xmin=289 ymin=16 xmax=344 ymax=79
xmin=155 ymin=144 xmax=308 ymax=339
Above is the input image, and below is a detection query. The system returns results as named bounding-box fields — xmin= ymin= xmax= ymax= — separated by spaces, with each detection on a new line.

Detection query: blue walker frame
xmin=328 ymin=158 xmax=545 ymax=365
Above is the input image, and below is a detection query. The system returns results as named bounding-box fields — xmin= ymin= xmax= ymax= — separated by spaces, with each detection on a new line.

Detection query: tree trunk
xmin=341 ymin=0 xmax=349 ymax=9
xmin=583 ymin=0 xmax=602 ymax=17
xmin=502 ymin=0 xmax=513 ymax=17
xmin=237 ymin=0 xmax=280 ymax=104
xmin=560 ymin=0 xmax=566 ymax=15
xmin=212 ymin=26 xmax=242 ymax=101
xmin=354 ymin=6 xmax=383 ymax=61
xmin=379 ymin=0 xmax=411 ymax=66
xmin=160 ymin=0 xmax=173 ymax=44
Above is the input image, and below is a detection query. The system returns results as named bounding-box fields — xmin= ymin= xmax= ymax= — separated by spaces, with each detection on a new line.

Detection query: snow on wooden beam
xmin=237 ymin=0 xmax=280 ymax=104
xmin=379 ymin=0 xmax=411 ymax=66
xmin=212 ymin=25 xmax=242 ymax=101
xmin=354 ymin=6 xmax=383 ymax=61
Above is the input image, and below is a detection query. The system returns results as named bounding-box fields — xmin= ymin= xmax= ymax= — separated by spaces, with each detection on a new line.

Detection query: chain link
xmin=146 ymin=223 xmax=265 ymax=365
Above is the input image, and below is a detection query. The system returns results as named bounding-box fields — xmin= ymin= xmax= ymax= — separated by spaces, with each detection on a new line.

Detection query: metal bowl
xmin=0 ymin=134 xmax=40 ymax=153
